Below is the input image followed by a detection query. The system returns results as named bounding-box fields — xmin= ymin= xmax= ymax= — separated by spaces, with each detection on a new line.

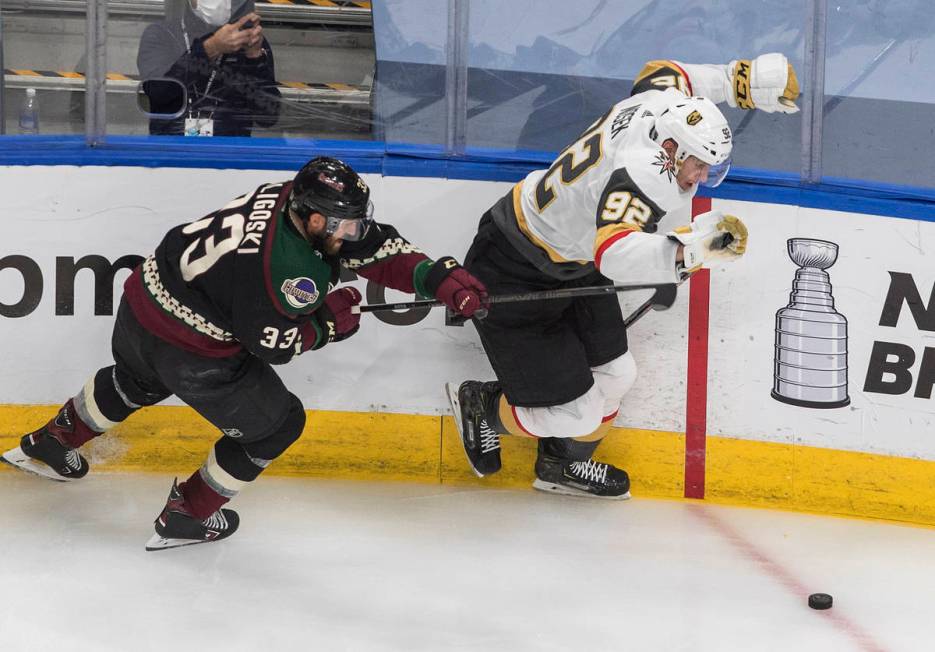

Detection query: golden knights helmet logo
xmin=686 ymin=110 xmax=703 ymax=126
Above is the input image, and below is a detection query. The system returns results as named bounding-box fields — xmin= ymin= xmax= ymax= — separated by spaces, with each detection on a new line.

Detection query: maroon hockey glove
xmin=314 ymin=286 xmax=362 ymax=345
xmin=423 ymin=257 xmax=489 ymax=318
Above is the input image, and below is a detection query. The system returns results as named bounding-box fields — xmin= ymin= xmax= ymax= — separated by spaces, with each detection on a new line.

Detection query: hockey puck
xmin=808 ymin=593 xmax=833 ymax=610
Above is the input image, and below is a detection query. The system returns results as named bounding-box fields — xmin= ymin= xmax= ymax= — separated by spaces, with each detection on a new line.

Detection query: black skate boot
xmin=145 ymin=479 xmax=240 ymax=551
xmin=1 ymin=404 xmax=90 ymax=481
xmin=445 ymin=380 xmax=503 ymax=477
xmin=533 ymin=438 xmax=630 ymax=500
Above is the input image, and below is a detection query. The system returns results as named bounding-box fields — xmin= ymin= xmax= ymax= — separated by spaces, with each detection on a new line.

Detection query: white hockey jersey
xmin=488 ymin=58 xmax=742 ymax=285
xmin=516 ymin=86 xmax=693 ymax=285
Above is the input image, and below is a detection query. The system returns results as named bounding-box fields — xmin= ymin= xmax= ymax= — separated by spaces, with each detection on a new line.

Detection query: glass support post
xmin=0 ymin=1 xmax=6 ymax=135
xmin=801 ymin=0 xmax=827 ymax=185
xmin=85 ymin=0 xmax=107 ymax=146
xmin=445 ymin=0 xmax=468 ymax=157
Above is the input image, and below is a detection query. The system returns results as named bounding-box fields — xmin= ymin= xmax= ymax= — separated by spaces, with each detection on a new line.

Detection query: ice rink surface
xmin=0 ymin=471 xmax=932 ymax=652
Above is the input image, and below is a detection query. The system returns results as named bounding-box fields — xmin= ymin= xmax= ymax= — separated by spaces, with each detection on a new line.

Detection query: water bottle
xmin=18 ymin=88 xmax=39 ymax=135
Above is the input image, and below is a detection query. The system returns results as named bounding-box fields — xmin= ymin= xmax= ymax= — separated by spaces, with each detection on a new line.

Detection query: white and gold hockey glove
xmin=730 ymin=53 xmax=799 ymax=114
xmin=668 ymin=210 xmax=748 ymax=273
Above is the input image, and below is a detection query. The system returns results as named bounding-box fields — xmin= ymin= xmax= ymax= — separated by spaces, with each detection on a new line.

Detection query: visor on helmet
xmin=323 ymin=200 xmax=374 ymax=241
xmin=701 ymin=157 xmax=731 ymax=188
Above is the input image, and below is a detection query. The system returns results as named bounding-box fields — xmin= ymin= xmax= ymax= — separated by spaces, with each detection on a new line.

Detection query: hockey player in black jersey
xmin=1 ymin=156 xmax=488 ymax=550
xmin=447 ymin=54 xmax=799 ymax=499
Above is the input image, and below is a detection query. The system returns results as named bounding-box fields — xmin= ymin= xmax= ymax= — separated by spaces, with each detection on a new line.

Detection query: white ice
xmin=0 ymin=471 xmax=932 ymax=652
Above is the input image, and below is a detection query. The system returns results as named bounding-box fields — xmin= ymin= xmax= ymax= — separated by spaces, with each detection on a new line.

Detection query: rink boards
xmin=0 ymin=165 xmax=933 ymax=525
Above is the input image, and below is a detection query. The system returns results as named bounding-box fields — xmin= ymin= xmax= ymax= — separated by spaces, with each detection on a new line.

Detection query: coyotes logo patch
xmin=281 ymin=277 xmax=320 ymax=309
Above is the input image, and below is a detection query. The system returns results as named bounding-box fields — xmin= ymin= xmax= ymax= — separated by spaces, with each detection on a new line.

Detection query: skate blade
xmin=445 ymin=382 xmax=464 ymax=435
xmin=445 ymin=382 xmax=486 ymax=479
xmin=145 ymin=533 xmax=215 ymax=552
xmin=0 ymin=447 xmax=72 ymax=482
xmin=532 ymin=479 xmax=631 ymax=501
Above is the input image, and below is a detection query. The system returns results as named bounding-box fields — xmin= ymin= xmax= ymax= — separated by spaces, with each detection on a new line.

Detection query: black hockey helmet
xmin=289 ymin=156 xmax=374 ymax=241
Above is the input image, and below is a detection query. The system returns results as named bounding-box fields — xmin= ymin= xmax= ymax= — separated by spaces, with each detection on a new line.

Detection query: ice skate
xmin=533 ymin=452 xmax=631 ymax=500
xmin=145 ymin=479 xmax=240 ymax=551
xmin=1 ymin=409 xmax=90 ymax=482
xmin=446 ymin=380 xmax=502 ymax=477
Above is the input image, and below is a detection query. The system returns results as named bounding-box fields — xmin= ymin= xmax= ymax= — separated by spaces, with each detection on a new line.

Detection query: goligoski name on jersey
xmin=123 ymin=181 xmax=434 ymax=364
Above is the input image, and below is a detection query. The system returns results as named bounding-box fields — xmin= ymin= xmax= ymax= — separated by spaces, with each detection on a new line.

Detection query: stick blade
xmin=651 ymin=283 xmax=678 ymax=311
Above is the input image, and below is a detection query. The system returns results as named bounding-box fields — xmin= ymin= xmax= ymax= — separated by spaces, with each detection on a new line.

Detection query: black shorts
xmin=110 ymin=298 xmax=294 ymax=443
xmin=464 ymin=212 xmax=628 ymax=407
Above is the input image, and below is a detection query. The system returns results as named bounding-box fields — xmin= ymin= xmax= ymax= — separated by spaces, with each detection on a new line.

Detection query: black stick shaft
xmin=355 ymin=233 xmax=728 ymax=315
xmin=355 ymin=282 xmax=670 ymax=314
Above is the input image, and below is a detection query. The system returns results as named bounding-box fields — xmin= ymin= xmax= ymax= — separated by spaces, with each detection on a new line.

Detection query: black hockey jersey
xmin=124 ymin=180 xmax=434 ymax=364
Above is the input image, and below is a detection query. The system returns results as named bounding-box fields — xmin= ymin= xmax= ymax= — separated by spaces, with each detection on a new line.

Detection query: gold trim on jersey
xmin=593 ymin=222 xmax=641 ymax=259
xmin=634 ymin=60 xmax=690 ymax=94
xmin=512 ymin=183 xmax=584 ymax=265
xmin=497 ymin=395 xmax=536 ymax=438
xmin=535 ymin=131 xmax=604 ymax=212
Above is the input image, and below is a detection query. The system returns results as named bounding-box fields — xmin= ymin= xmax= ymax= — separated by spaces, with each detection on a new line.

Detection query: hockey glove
xmin=423 ymin=257 xmax=489 ymax=318
xmin=730 ymin=53 xmax=799 ymax=114
xmin=668 ymin=211 xmax=748 ymax=273
xmin=312 ymin=286 xmax=362 ymax=348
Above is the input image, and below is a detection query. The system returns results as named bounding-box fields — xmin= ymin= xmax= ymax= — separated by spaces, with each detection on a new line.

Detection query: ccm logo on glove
xmin=424 ymin=256 xmax=489 ymax=318
xmin=731 ymin=53 xmax=800 ymax=114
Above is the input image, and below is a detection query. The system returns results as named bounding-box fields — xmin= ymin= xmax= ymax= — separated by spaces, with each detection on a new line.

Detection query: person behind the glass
xmin=137 ymin=0 xmax=281 ymax=137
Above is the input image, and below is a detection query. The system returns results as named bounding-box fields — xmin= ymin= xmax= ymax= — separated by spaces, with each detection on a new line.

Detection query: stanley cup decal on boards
xmin=772 ymin=238 xmax=850 ymax=408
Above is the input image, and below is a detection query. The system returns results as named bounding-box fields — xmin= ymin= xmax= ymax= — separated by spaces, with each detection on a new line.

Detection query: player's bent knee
xmin=517 ymin=386 xmax=604 ymax=438
xmin=592 ymin=350 xmax=638 ymax=405
xmin=78 ymin=367 xmax=141 ymax=429
xmin=242 ymin=394 xmax=306 ymax=461
xmin=212 ymin=395 xmax=306 ymax=483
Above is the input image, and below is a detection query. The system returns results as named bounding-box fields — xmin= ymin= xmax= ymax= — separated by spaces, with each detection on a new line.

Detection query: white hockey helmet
xmin=653 ymin=96 xmax=733 ymax=187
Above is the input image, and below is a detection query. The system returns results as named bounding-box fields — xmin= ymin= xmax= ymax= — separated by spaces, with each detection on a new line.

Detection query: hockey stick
xmin=354 ymin=233 xmax=731 ymax=317
xmin=622 ymin=231 xmax=734 ymax=326
xmin=623 ymin=282 xmax=678 ymax=328
xmin=353 ymin=281 xmax=674 ymax=316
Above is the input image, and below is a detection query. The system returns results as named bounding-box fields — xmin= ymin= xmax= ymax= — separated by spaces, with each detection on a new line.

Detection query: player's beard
xmin=323 ymin=236 xmax=343 ymax=255
xmin=310 ymin=234 xmax=342 ymax=256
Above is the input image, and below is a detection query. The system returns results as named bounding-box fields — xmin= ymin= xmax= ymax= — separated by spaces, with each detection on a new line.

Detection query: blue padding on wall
xmin=1 ymin=137 xmax=934 ymax=222
xmin=0 ymin=135 xmax=386 ymax=173
xmin=701 ymin=168 xmax=935 ymax=222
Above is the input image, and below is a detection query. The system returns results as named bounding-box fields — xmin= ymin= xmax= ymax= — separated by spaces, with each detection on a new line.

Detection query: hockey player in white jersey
xmin=447 ymin=54 xmax=799 ymax=498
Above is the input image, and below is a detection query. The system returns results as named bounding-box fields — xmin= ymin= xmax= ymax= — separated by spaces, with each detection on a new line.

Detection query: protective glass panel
xmin=822 ymin=1 xmax=935 ymax=188
xmin=462 ymin=0 xmax=807 ymax=176
xmin=1 ymin=0 xmax=87 ymax=135
xmin=107 ymin=1 xmax=164 ymax=136
xmin=110 ymin=0 xmax=375 ymax=139
xmin=372 ymin=0 xmax=448 ymax=147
